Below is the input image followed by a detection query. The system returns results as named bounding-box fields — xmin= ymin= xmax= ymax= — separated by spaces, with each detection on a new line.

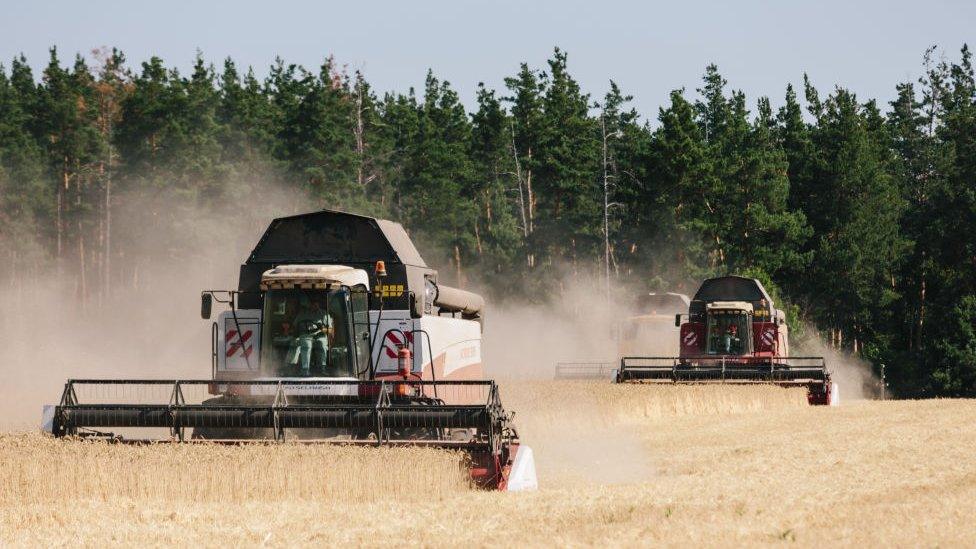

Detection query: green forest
xmin=1 ymin=46 xmax=974 ymax=397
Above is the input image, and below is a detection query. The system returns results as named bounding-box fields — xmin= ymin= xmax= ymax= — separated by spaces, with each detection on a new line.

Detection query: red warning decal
xmin=226 ymin=329 xmax=254 ymax=358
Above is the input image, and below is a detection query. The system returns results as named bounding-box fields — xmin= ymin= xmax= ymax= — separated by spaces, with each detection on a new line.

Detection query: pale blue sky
xmin=2 ymin=0 xmax=973 ymax=120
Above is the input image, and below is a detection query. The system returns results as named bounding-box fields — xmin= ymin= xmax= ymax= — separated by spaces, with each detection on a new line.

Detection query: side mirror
xmin=201 ymin=293 xmax=213 ymax=319
xmin=675 ymin=314 xmax=682 ymax=327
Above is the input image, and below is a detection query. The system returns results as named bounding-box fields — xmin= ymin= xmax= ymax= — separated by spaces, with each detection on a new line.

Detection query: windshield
xmin=706 ymin=310 xmax=751 ymax=355
xmin=260 ymin=288 xmax=355 ymax=377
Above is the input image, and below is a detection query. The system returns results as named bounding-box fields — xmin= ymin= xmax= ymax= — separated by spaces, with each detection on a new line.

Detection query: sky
xmin=1 ymin=0 xmax=973 ymax=122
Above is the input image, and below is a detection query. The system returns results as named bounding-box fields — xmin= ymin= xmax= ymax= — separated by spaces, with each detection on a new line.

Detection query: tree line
xmin=1 ymin=45 xmax=974 ymax=397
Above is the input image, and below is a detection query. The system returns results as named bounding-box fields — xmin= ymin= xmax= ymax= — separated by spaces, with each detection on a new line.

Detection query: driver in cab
xmin=287 ymin=295 xmax=334 ymax=374
xmin=723 ymin=323 xmax=741 ymax=354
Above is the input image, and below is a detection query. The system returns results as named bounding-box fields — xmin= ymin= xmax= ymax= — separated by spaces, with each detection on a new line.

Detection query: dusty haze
xmin=0 ymin=186 xmax=304 ymax=429
xmin=793 ymin=323 xmax=880 ymax=400
xmin=1 ymin=191 xmax=875 ymax=431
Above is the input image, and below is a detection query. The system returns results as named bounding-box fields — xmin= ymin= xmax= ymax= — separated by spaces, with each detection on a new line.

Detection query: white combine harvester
xmin=554 ymin=292 xmax=689 ymax=380
xmin=44 ymin=210 xmax=536 ymax=491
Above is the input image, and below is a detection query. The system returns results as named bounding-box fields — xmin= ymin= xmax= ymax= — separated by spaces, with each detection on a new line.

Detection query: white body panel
xmin=370 ymin=310 xmax=482 ymax=379
xmin=41 ymin=405 xmax=55 ymax=434
xmin=216 ymin=309 xmax=262 ymax=373
xmin=370 ymin=310 xmax=414 ymax=373
xmin=418 ymin=314 xmax=482 ymax=378
xmin=507 ymin=445 xmax=538 ymax=491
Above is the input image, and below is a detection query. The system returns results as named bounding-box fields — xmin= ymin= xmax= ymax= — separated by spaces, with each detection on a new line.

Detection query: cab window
xmin=706 ymin=311 xmax=751 ymax=355
xmin=350 ymin=285 xmax=371 ymax=375
xmin=260 ymin=288 xmax=355 ymax=377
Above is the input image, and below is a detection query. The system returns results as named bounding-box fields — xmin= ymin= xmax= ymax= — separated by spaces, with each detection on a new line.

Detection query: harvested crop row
xmin=501 ymin=381 xmax=809 ymax=429
xmin=0 ymin=434 xmax=471 ymax=504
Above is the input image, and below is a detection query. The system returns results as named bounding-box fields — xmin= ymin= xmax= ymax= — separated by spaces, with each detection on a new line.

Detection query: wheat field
xmin=2 ymin=383 xmax=975 ymax=547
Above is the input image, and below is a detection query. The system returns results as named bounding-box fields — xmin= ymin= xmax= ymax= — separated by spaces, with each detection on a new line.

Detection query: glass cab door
xmin=260 ymin=287 xmax=359 ymax=377
xmin=705 ymin=310 xmax=753 ymax=356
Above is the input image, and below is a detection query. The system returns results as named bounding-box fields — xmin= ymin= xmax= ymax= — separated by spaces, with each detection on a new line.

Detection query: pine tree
xmin=403 ymin=71 xmax=477 ymax=285
xmin=90 ymin=48 xmax=129 ymax=298
xmin=469 ymin=83 xmax=522 ymax=281
xmin=218 ymin=58 xmax=273 ymax=163
xmin=348 ymin=72 xmax=392 ymax=212
xmin=924 ymin=45 xmax=976 ymax=395
xmin=503 ymin=62 xmax=546 ymax=267
xmin=535 ymin=48 xmax=600 ymax=277
xmin=275 ymin=58 xmax=359 ymax=206
xmin=377 ymin=88 xmax=421 ymax=216
xmin=651 ymin=88 xmax=711 ymax=281
xmin=597 ymin=80 xmax=650 ymax=282
xmin=181 ymin=53 xmax=223 ymax=200
xmin=36 ymin=48 xmax=103 ymax=300
xmin=0 ymin=61 xmax=48 ymax=280
xmin=728 ymin=96 xmax=810 ymax=277
xmin=799 ymin=84 xmax=907 ymax=356
xmin=116 ymin=56 xmax=180 ymax=177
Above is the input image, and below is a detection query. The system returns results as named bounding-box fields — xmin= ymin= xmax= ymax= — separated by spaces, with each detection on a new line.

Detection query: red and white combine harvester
xmin=43 ymin=210 xmax=537 ymax=491
xmin=616 ymin=276 xmax=838 ymax=406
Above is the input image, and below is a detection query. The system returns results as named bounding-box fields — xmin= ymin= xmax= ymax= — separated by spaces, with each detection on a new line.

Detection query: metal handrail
xmin=554 ymin=361 xmax=616 ymax=380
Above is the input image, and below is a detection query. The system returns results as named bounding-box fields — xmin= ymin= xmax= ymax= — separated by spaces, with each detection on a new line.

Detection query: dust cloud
xmin=480 ymin=273 xmax=658 ymax=484
xmin=478 ymin=270 xmax=684 ymax=379
xmin=794 ymin=326 xmax=881 ymax=401
xmin=481 ymin=275 xmax=617 ymax=380
xmin=0 ymin=184 xmax=306 ymax=430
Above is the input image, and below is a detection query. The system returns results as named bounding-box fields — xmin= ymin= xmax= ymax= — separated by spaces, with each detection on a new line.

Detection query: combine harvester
xmin=554 ymin=292 xmax=689 ymax=380
xmin=43 ymin=210 xmax=537 ymax=491
xmin=616 ymin=275 xmax=838 ymax=405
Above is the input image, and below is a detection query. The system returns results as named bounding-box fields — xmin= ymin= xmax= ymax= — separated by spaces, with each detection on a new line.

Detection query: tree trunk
xmin=104 ymin=163 xmax=112 ymax=299
xmin=454 ymin=244 xmax=462 ymax=287
xmin=57 ymin=167 xmax=68 ymax=274
xmin=509 ymin=123 xmax=528 ymax=238
xmin=484 ymin=188 xmax=492 ymax=229
xmin=916 ymin=252 xmax=926 ymax=351
xmin=526 ymin=163 xmax=534 ymax=234
xmin=474 ymin=222 xmax=483 ymax=256
xmin=354 ymin=83 xmax=365 ymax=188
xmin=76 ymin=164 xmax=86 ymax=309
xmin=78 ymin=228 xmax=87 ymax=310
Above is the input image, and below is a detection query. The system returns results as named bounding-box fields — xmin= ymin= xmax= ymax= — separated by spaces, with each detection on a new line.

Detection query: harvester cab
xmin=43 ymin=210 xmax=537 ymax=491
xmin=702 ymin=302 xmax=754 ymax=356
xmin=232 ymin=264 xmax=371 ymax=381
xmin=618 ymin=276 xmax=838 ymax=406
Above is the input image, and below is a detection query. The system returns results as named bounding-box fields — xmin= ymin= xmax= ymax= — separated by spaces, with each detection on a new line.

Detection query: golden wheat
xmin=501 ymin=381 xmax=809 ymax=427
xmin=0 ymin=434 xmax=470 ymax=505
xmin=3 ymin=388 xmax=976 ymax=547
